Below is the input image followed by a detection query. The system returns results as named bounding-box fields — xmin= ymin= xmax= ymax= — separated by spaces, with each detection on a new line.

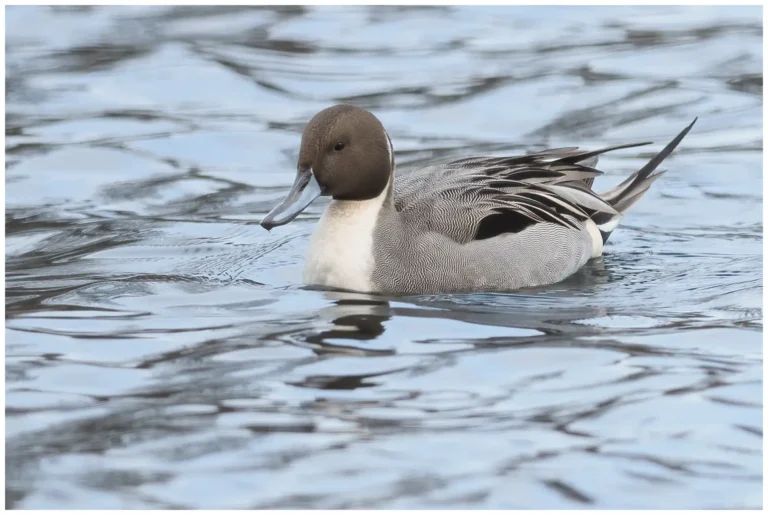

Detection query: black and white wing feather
xmin=393 ymin=142 xmax=651 ymax=244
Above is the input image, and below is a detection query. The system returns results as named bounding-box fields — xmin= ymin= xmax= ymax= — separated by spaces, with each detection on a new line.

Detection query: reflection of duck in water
xmin=262 ymin=105 xmax=695 ymax=294
xmin=309 ymin=297 xmax=391 ymax=346
xmin=304 ymin=288 xmax=618 ymax=359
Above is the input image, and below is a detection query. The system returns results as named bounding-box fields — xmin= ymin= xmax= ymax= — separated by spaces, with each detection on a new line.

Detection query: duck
xmin=261 ymin=104 xmax=695 ymax=294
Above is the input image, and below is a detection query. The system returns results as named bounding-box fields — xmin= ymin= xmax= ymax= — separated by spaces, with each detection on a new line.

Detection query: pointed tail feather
xmin=597 ymin=118 xmax=697 ymax=243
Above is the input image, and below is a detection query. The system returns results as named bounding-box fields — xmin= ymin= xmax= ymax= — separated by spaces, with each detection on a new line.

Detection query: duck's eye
xmin=333 ymin=142 xmax=345 ymax=152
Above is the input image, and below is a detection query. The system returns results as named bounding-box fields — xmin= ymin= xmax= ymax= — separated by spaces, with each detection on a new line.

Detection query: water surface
xmin=5 ymin=5 xmax=762 ymax=509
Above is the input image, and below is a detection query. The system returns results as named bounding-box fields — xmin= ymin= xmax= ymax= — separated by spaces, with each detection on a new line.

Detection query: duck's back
xmin=371 ymin=152 xmax=612 ymax=293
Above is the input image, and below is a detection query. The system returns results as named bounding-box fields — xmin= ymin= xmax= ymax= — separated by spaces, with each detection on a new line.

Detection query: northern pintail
xmin=261 ymin=105 xmax=695 ymax=294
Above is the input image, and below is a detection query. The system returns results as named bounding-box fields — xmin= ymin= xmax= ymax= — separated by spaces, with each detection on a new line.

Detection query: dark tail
xmin=597 ymin=118 xmax=697 ymax=242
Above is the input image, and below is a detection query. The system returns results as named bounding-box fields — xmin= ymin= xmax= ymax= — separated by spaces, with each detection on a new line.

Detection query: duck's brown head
xmin=261 ymin=104 xmax=393 ymax=230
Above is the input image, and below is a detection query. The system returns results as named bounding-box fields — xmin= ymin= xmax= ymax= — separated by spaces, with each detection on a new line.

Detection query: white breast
xmin=302 ymin=185 xmax=388 ymax=292
xmin=585 ymin=218 xmax=606 ymax=258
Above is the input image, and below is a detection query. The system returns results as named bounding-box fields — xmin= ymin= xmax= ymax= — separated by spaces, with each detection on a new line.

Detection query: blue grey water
xmin=5 ymin=5 xmax=762 ymax=509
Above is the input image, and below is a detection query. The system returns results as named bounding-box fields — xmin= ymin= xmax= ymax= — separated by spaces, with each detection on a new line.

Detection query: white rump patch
xmin=585 ymin=219 xmax=604 ymax=258
xmin=597 ymin=217 xmax=621 ymax=235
